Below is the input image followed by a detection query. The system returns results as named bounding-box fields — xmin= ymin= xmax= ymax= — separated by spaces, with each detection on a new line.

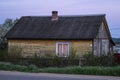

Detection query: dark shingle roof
xmin=6 ymin=15 xmax=105 ymax=40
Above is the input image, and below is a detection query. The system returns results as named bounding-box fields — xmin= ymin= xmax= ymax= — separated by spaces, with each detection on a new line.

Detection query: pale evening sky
xmin=0 ymin=0 xmax=120 ymax=38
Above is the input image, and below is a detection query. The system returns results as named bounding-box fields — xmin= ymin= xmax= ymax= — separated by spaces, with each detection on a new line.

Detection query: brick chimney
xmin=51 ymin=11 xmax=58 ymax=21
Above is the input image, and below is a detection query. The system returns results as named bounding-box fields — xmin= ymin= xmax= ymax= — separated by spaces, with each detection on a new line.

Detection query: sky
xmin=0 ymin=0 xmax=120 ymax=38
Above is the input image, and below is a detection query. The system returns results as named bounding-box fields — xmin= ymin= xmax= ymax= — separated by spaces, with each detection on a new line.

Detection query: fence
xmin=0 ymin=57 xmax=82 ymax=68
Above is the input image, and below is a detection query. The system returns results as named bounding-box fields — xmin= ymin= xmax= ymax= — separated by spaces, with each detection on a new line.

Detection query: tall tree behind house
xmin=0 ymin=18 xmax=19 ymax=49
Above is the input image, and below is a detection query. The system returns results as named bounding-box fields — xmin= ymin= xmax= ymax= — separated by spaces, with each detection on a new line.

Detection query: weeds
xmin=82 ymin=53 xmax=115 ymax=66
xmin=0 ymin=62 xmax=120 ymax=76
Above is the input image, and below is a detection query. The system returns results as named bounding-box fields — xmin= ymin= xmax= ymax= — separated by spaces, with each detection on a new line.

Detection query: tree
xmin=13 ymin=18 xmax=19 ymax=25
xmin=1 ymin=18 xmax=19 ymax=34
xmin=0 ymin=18 xmax=19 ymax=49
xmin=2 ymin=18 xmax=19 ymax=28
xmin=3 ymin=18 xmax=13 ymax=28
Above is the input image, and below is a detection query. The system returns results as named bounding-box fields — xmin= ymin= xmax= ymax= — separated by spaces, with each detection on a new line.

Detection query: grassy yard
xmin=0 ymin=62 xmax=120 ymax=76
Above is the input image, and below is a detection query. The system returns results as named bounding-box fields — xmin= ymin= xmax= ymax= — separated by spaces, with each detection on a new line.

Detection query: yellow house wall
xmin=8 ymin=40 xmax=92 ymax=57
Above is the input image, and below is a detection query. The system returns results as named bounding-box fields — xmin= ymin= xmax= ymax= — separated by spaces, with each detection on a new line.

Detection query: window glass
xmin=56 ymin=42 xmax=69 ymax=57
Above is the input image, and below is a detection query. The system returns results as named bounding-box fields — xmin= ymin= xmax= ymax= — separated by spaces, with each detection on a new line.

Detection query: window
xmin=56 ymin=42 xmax=69 ymax=57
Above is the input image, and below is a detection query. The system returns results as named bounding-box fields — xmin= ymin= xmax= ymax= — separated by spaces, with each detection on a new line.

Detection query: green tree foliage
xmin=3 ymin=18 xmax=13 ymax=28
xmin=0 ymin=18 xmax=19 ymax=35
xmin=0 ymin=18 xmax=19 ymax=49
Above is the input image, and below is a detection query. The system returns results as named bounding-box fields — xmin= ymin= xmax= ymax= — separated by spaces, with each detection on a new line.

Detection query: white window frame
xmin=56 ymin=42 xmax=70 ymax=57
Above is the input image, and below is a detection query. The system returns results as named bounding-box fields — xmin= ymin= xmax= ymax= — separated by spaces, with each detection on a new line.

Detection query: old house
xmin=5 ymin=11 xmax=114 ymax=57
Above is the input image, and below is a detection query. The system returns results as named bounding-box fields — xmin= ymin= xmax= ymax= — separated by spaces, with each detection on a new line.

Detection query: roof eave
xmin=7 ymin=38 xmax=93 ymax=40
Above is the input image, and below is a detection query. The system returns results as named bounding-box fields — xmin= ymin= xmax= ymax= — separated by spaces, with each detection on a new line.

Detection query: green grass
xmin=40 ymin=66 xmax=120 ymax=76
xmin=0 ymin=62 xmax=120 ymax=76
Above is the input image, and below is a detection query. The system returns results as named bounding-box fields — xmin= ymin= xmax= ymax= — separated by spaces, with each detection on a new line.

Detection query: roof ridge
xmin=58 ymin=14 xmax=105 ymax=17
xmin=21 ymin=14 xmax=105 ymax=18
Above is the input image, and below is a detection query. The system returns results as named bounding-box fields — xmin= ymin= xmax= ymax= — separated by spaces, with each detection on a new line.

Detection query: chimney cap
xmin=52 ymin=11 xmax=58 ymax=13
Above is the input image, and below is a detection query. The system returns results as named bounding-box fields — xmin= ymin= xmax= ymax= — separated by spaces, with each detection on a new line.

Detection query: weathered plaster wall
xmin=8 ymin=40 xmax=92 ymax=57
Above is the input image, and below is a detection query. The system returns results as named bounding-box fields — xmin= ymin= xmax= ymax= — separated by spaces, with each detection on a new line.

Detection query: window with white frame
xmin=56 ymin=42 xmax=70 ymax=57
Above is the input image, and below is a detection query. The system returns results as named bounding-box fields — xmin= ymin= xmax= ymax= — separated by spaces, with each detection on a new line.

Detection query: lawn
xmin=0 ymin=62 xmax=120 ymax=76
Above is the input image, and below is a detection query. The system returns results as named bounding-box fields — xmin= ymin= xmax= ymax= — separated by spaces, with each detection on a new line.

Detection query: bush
xmin=31 ymin=56 xmax=79 ymax=67
xmin=0 ymin=57 xmax=79 ymax=68
xmin=27 ymin=64 xmax=39 ymax=72
xmin=68 ymin=47 xmax=77 ymax=59
xmin=0 ymin=62 xmax=39 ymax=72
xmin=0 ymin=49 xmax=7 ymax=61
xmin=82 ymin=53 xmax=114 ymax=66
xmin=7 ymin=45 xmax=23 ymax=58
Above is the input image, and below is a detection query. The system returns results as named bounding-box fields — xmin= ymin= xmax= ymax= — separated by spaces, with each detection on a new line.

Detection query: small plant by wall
xmin=68 ymin=47 xmax=77 ymax=59
xmin=82 ymin=52 xmax=115 ymax=66
xmin=8 ymin=45 xmax=23 ymax=58
xmin=5 ymin=45 xmax=23 ymax=65
xmin=0 ymin=47 xmax=91 ymax=67
xmin=0 ymin=49 xmax=7 ymax=61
